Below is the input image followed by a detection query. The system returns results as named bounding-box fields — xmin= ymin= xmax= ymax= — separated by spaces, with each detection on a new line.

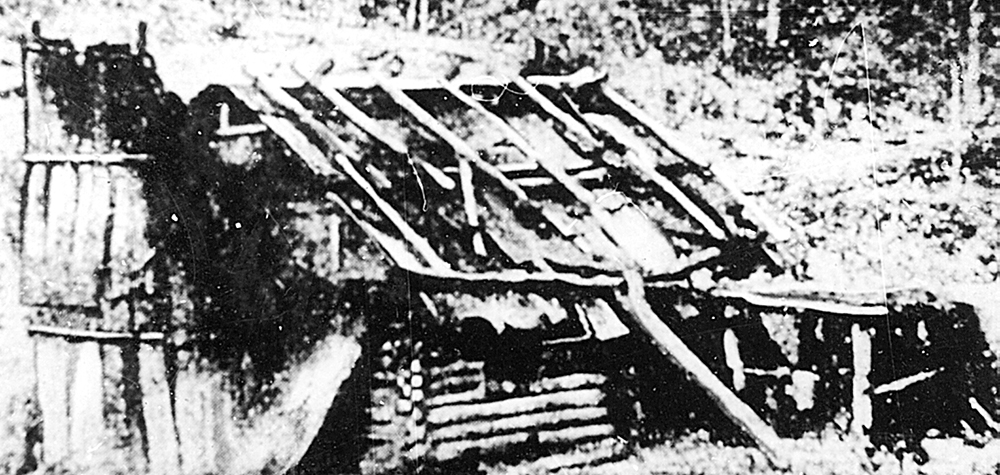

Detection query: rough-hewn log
xmin=714 ymin=289 xmax=889 ymax=316
xmin=537 ymin=423 xmax=615 ymax=445
xmin=615 ymin=270 xmax=786 ymax=466
xmin=431 ymin=432 xmax=530 ymax=461
xmin=432 ymin=406 xmax=607 ymax=442
xmin=872 ymin=369 xmax=938 ymax=395
xmin=427 ymin=388 xmax=604 ymax=426
xmin=528 ymin=373 xmax=607 ymax=393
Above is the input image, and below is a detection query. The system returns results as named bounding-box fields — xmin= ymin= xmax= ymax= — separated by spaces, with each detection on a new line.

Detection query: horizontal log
xmin=215 ymin=123 xmax=268 ymax=137
xmin=713 ymin=289 xmax=889 ymax=316
xmin=528 ymin=438 xmax=623 ymax=472
xmin=429 ymin=360 xmax=484 ymax=377
xmin=528 ymin=373 xmax=607 ymax=394
xmin=27 ymin=325 xmax=165 ymax=341
xmin=425 ymin=385 xmax=486 ymax=407
xmin=428 ymin=373 xmax=484 ymax=393
xmin=431 ymin=406 xmax=607 ymax=442
xmin=23 ymin=153 xmax=151 ymax=163
xmin=427 ymin=388 xmax=604 ymax=426
xmin=431 ymin=432 xmax=531 ymax=461
xmin=537 ymin=423 xmax=616 ymax=445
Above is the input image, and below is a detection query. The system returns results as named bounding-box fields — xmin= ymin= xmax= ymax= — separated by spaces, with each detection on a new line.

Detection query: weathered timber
xmin=68 ymin=340 xmax=106 ymax=465
xmin=428 ymin=360 xmax=485 ymax=377
xmin=247 ymin=74 xmax=453 ymax=271
xmin=599 ymin=85 xmax=792 ymax=242
xmin=441 ymin=81 xmax=632 ymax=270
xmin=99 ymin=342 xmax=147 ymax=473
xmin=426 ymin=388 xmax=604 ymax=426
xmin=292 ymin=66 xmax=408 ymax=155
xmin=23 ymin=153 xmax=151 ymax=163
xmin=528 ymin=438 xmax=623 ymax=472
xmin=583 ymin=113 xmax=728 ymax=240
xmin=68 ymin=164 xmax=106 ymax=304
xmin=510 ymin=76 xmax=601 ymax=152
xmin=431 ymin=432 xmax=531 ymax=461
xmin=36 ymin=335 xmax=71 ymax=463
xmin=174 ymin=360 xmax=220 ymax=475
xmin=44 ymin=162 xmax=76 ymax=303
xmin=256 ymin=115 xmax=339 ymax=177
xmin=294 ymin=68 xmax=457 ymax=190
xmin=871 ymin=370 xmax=940 ymax=395
xmin=537 ymin=423 xmax=616 ymax=445
xmin=615 ymin=270 xmax=786 ymax=466
xmin=851 ymin=324 xmax=873 ymax=436
xmin=424 ymin=386 xmax=487 ymax=408
xmin=374 ymin=78 xmax=487 ymax=249
xmin=428 ymin=373 xmax=484 ymax=394
xmin=431 ymin=406 xmax=608 ymax=442
xmin=714 ymin=289 xmax=889 ymax=316
xmin=528 ymin=373 xmax=607 ymax=393
xmin=138 ymin=343 xmax=181 ymax=475
xmin=21 ymin=163 xmax=48 ymax=304
xmin=107 ymin=165 xmax=152 ymax=306
xmin=27 ymin=325 xmax=165 ymax=341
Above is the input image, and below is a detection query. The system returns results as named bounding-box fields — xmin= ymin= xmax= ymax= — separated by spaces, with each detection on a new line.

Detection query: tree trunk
xmin=765 ymin=0 xmax=781 ymax=47
xmin=721 ymin=0 xmax=734 ymax=59
xmin=963 ymin=0 xmax=983 ymax=123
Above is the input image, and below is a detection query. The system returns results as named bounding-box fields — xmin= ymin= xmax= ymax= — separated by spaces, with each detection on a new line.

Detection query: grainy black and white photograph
xmin=0 ymin=1 xmax=998 ymax=474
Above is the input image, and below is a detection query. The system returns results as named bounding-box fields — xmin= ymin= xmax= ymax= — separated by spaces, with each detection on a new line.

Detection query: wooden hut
xmin=16 ymin=25 xmax=999 ymax=475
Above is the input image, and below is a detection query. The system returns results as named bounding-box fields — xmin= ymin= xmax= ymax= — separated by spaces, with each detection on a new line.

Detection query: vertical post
xmin=851 ymin=323 xmax=872 ymax=437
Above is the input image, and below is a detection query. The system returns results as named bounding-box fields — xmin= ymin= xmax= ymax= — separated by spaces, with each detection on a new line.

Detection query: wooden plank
xmin=138 ymin=343 xmax=182 ymax=475
xmin=424 ymin=385 xmax=486 ymax=408
xmin=510 ymin=76 xmax=601 ymax=152
xmin=21 ymin=162 xmax=49 ymax=304
xmin=714 ymin=289 xmax=889 ymax=316
xmin=246 ymin=75 xmax=454 ymax=272
xmin=175 ymin=359 xmax=216 ymax=475
xmin=426 ymin=388 xmax=604 ymax=426
xmin=442 ymin=81 xmax=633 ymax=269
xmin=35 ymin=335 xmax=71 ymax=463
xmin=528 ymin=438 xmax=623 ymax=472
xmin=100 ymin=342 xmax=148 ymax=473
xmin=374 ymin=78 xmax=485 ymax=249
xmin=43 ymin=162 xmax=77 ymax=304
xmin=615 ymin=270 xmax=786 ymax=466
xmin=851 ymin=324 xmax=872 ymax=436
xmin=69 ymin=164 xmax=98 ymax=304
xmin=583 ymin=113 xmax=728 ymax=240
xmin=428 ymin=373 xmax=484 ymax=394
xmin=428 ymin=360 xmax=485 ymax=378
xmin=27 ymin=325 xmax=164 ymax=341
xmin=24 ymin=153 xmax=151 ymax=164
xmin=68 ymin=340 xmax=107 ymax=466
xmin=600 ymin=85 xmax=792 ymax=242
xmin=432 ymin=406 xmax=607 ymax=442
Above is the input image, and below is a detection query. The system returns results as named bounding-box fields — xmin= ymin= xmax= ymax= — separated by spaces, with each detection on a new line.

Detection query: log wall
xmin=361 ymin=342 xmax=624 ymax=474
